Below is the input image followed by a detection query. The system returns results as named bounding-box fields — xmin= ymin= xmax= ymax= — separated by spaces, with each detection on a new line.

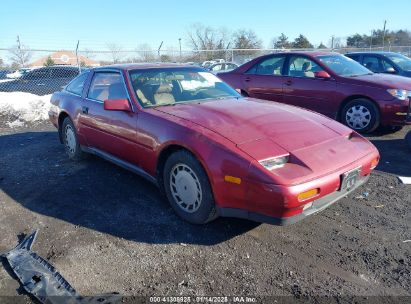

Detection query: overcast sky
xmin=1 ymin=0 xmax=410 ymax=51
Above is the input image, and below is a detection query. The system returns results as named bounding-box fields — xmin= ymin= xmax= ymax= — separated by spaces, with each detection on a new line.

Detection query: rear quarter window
xmin=65 ymin=72 xmax=89 ymax=95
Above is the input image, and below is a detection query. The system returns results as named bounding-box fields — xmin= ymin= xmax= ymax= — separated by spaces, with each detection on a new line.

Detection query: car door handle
xmin=284 ymin=80 xmax=293 ymax=86
xmin=245 ymin=77 xmax=251 ymax=82
xmin=82 ymin=106 xmax=89 ymax=114
xmin=36 ymin=83 xmax=45 ymax=86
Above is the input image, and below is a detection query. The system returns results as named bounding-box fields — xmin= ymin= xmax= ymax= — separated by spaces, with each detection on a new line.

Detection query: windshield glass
xmin=317 ymin=54 xmax=372 ymax=77
xmin=129 ymin=68 xmax=240 ymax=107
xmin=386 ymin=53 xmax=411 ymax=71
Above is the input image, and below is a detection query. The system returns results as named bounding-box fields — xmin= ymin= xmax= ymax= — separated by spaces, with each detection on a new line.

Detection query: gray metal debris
xmin=1 ymin=230 xmax=120 ymax=304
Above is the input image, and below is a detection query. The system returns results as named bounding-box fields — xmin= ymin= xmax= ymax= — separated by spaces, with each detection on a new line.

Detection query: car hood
xmin=156 ymin=98 xmax=377 ymax=184
xmin=341 ymin=73 xmax=411 ymax=90
xmin=156 ymin=98 xmax=351 ymax=151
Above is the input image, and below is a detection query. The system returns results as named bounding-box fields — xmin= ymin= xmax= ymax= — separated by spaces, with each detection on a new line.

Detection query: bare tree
xmin=136 ymin=44 xmax=156 ymax=62
xmin=9 ymin=45 xmax=32 ymax=68
xmin=186 ymin=24 xmax=231 ymax=60
xmin=106 ymin=43 xmax=124 ymax=63
xmin=328 ymin=37 xmax=345 ymax=49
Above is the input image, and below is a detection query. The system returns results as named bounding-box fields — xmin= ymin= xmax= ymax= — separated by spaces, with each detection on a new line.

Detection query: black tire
xmin=341 ymin=98 xmax=380 ymax=133
xmin=406 ymin=131 xmax=411 ymax=149
xmin=163 ymin=150 xmax=217 ymax=224
xmin=61 ymin=117 xmax=84 ymax=161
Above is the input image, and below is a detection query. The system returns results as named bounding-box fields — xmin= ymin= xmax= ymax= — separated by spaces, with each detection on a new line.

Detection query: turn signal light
xmin=224 ymin=175 xmax=242 ymax=185
xmin=371 ymin=157 xmax=379 ymax=170
xmin=297 ymin=188 xmax=319 ymax=202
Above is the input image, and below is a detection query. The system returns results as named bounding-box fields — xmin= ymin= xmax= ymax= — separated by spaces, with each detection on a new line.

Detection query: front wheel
xmin=163 ymin=150 xmax=217 ymax=224
xmin=341 ymin=99 xmax=380 ymax=133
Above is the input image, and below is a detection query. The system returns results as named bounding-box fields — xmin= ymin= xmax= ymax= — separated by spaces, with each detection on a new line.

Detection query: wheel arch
xmin=57 ymin=111 xmax=70 ymax=143
xmin=156 ymin=143 xmax=215 ymax=196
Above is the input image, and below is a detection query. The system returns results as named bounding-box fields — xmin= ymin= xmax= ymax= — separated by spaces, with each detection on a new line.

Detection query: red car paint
xmin=49 ymin=64 xmax=379 ymax=225
xmin=218 ymin=52 xmax=411 ymax=128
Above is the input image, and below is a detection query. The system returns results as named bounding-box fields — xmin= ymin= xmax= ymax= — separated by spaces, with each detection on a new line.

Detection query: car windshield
xmin=317 ymin=54 xmax=372 ymax=77
xmin=129 ymin=68 xmax=240 ymax=107
xmin=386 ymin=53 xmax=411 ymax=71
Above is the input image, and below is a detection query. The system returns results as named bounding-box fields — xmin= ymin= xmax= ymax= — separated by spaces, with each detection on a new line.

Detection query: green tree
xmin=292 ymin=34 xmax=313 ymax=48
xmin=346 ymin=33 xmax=366 ymax=47
xmin=317 ymin=42 xmax=327 ymax=49
xmin=44 ymin=56 xmax=55 ymax=66
xmin=272 ymin=33 xmax=291 ymax=49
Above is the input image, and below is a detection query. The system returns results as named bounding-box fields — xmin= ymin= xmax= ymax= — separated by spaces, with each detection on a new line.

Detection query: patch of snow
xmin=0 ymin=92 xmax=51 ymax=127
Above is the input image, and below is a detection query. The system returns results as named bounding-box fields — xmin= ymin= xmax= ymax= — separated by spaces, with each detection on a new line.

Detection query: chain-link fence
xmin=1 ymin=46 xmax=411 ymax=96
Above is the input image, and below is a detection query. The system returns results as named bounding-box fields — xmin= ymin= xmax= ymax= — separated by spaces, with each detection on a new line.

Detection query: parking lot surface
xmin=0 ymin=121 xmax=410 ymax=302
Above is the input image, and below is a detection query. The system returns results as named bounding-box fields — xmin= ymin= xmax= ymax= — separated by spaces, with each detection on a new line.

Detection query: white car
xmin=6 ymin=68 xmax=31 ymax=79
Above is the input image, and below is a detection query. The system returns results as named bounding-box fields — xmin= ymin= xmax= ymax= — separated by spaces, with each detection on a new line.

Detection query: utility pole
xmin=331 ymin=36 xmax=335 ymax=50
xmin=178 ymin=38 xmax=182 ymax=62
xmin=382 ymin=20 xmax=387 ymax=49
xmin=75 ymin=40 xmax=80 ymax=72
xmin=369 ymin=30 xmax=373 ymax=50
xmin=158 ymin=41 xmax=163 ymax=61
xmin=16 ymin=35 xmax=24 ymax=67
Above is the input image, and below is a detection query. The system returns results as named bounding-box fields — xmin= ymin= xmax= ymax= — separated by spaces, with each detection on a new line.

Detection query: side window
xmin=246 ymin=56 xmax=285 ymax=75
xmin=287 ymin=56 xmax=323 ymax=78
xmin=87 ymin=72 xmax=128 ymax=102
xmin=347 ymin=54 xmax=360 ymax=62
xmin=363 ymin=56 xmax=381 ymax=73
xmin=381 ymin=59 xmax=395 ymax=73
xmin=211 ymin=64 xmax=222 ymax=71
xmin=226 ymin=63 xmax=237 ymax=70
xmin=66 ymin=72 xmax=89 ymax=95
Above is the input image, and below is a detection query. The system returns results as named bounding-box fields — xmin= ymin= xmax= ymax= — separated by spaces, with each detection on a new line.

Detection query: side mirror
xmin=314 ymin=71 xmax=331 ymax=79
xmin=104 ymin=99 xmax=131 ymax=111
xmin=385 ymin=67 xmax=396 ymax=74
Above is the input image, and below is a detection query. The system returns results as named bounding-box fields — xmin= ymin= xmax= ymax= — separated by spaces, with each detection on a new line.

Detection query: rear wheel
xmin=163 ymin=150 xmax=217 ymax=224
xmin=341 ymin=99 xmax=380 ymax=133
xmin=62 ymin=117 xmax=84 ymax=161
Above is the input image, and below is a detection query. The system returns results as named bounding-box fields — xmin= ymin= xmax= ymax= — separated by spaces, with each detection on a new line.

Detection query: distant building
xmin=29 ymin=51 xmax=99 ymax=68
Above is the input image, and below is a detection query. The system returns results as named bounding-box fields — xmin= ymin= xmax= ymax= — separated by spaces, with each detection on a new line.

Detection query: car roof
xmin=256 ymin=51 xmax=340 ymax=59
xmin=345 ymin=51 xmax=398 ymax=56
xmin=93 ymin=63 xmax=199 ymax=71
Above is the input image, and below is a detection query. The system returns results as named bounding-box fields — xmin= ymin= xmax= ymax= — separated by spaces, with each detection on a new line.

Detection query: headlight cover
xmin=259 ymin=155 xmax=289 ymax=170
xmin=387 ymin=89 xmax=410 ymax=101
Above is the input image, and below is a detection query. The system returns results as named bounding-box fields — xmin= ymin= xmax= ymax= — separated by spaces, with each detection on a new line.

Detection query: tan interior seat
xmin=136 ymin=89 xmax=151 ymax=105
xmin=154 ymin=84 xmax=175 ymax=105
xmin=302 ymin=62 xmax=315 ymax=78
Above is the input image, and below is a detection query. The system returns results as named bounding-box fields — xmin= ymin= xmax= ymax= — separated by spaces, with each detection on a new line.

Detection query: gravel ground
xmin=0 ymin=121 xmax=410 ymax=303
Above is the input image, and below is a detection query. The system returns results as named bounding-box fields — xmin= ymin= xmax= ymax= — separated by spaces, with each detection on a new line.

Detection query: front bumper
xmin=218 ymin=174 xmax=369 ymax=225
xmin=386 ymin=97 xmax=411 ymax=125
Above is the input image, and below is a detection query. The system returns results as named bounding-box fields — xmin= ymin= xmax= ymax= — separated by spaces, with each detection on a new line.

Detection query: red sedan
xmin=218 ymin=52 xmax=411 ymax=133
xmin=49 ymin=64 xmax=379 ymax=225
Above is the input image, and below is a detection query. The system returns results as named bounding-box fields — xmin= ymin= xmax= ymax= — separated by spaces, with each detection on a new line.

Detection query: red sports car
xmin=49 ymin=64 xmax=379 ymax=225
xmin=218 ymin=52 xmax=411 ymax=133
